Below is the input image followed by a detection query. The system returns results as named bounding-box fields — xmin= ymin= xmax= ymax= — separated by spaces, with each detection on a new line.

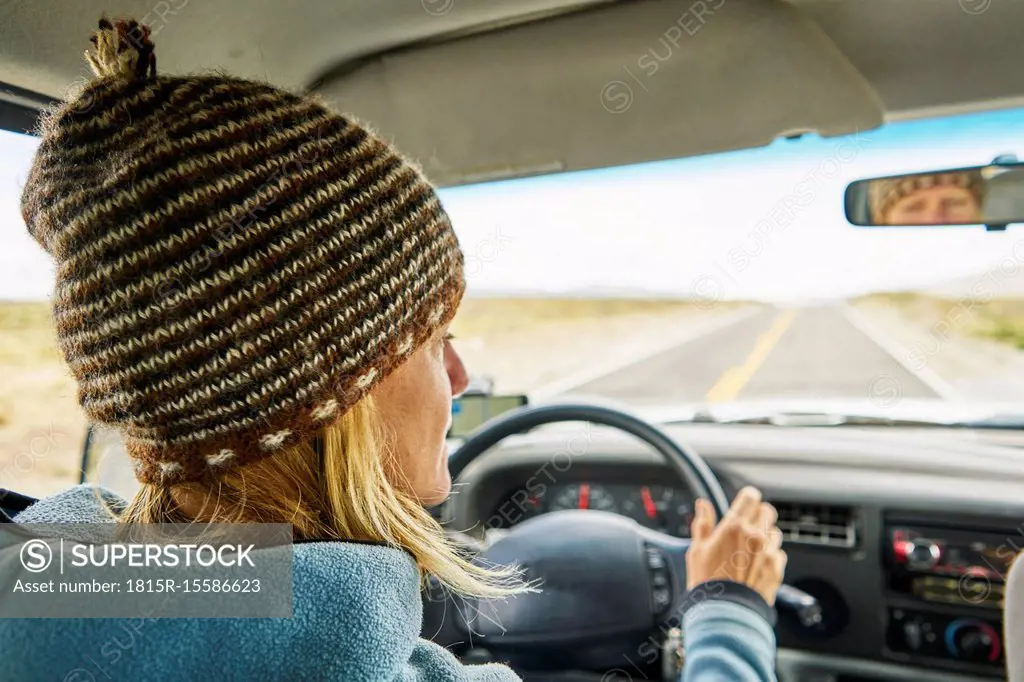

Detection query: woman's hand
xmin=685 ymin=486 xmax=787 ymax=605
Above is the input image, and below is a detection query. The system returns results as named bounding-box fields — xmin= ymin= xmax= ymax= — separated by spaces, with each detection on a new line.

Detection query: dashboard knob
xmin=945 ymin=619 xmax=1001 ymax=663
xmin=902 ymin=621 xmax=923 ymax=651
xmin=905 ymin=539 xmax=941 ymax=569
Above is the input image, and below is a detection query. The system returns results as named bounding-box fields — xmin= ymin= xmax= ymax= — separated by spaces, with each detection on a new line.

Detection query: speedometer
xmin=625 ymin=485 xmax=694 ymax=537
xmin=547 ymin=483 xmax=618 ymax=513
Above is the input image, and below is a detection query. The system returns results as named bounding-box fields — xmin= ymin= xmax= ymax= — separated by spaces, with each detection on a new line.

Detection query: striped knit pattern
xmin=21 ymin=21 xmax=465 ymax=484
xmin=869 ymin=170 xmax=985 ymax=222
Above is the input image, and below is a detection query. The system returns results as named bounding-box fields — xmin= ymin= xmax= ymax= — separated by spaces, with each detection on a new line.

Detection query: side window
xmin=0 ymin=128 xmax=84 ymax=498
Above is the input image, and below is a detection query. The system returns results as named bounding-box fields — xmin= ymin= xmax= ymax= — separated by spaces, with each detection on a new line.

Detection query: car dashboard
xmin=436 ymin=421 xmax=1024 ymax=682
xmin=484 ymin=478 xmax=697 ymax=540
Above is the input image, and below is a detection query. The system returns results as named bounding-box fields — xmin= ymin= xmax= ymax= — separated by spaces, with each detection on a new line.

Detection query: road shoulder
xmin=849 ymin=299 xmax=1024 ymax=401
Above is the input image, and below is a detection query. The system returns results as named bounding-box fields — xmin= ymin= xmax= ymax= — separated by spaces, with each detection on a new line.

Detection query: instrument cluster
xmin=487 ymin=481 xmax=696 ymax=538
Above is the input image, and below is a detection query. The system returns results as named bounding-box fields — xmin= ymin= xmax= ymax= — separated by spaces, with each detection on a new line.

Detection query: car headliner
xmin=1 ymin=0 xmax=1022 ymax=186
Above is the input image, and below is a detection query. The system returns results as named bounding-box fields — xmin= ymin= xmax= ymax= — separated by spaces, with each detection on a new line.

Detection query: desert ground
xmin=0 ymin=297 xmax=729 ymax=497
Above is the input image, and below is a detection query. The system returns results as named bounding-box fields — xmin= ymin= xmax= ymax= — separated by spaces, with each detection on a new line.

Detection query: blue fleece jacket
xmin=0 ymin=485 xmax=776 ymax=681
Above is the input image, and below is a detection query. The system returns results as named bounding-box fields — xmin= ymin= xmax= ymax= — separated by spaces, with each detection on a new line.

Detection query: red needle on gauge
xmin=578 ymin=484 xmax=590 ymax=510
xmin=641 ymin=486 xmax=657 ymax=520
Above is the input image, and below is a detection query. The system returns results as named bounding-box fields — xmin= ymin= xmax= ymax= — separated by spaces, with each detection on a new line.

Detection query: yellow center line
xmin=704 ymin=309 xmax=799 ymax=403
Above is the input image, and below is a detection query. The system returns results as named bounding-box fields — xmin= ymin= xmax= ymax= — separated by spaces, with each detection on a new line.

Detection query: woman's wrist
xmin=680 ymin=579 xmax=778 ymax=627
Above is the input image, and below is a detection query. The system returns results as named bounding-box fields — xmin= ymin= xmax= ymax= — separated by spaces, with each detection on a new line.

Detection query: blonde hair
xmin=118 ymin=395 xmax=527 ymax=599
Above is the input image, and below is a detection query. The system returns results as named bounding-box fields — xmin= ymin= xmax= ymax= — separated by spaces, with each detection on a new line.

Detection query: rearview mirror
xmin=447 ymin=394 xmax=528 ymax=440
xmin=845 ymin=160 xmax=1024 ymax=229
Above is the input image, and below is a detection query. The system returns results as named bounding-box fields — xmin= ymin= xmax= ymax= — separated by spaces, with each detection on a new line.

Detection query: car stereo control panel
xmin=882 ymin=515 xmax=1015 ymax=677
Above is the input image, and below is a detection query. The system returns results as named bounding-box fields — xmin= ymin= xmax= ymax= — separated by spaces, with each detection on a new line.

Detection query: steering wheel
xmin=440 ymin=403 xmax=821 ymax=670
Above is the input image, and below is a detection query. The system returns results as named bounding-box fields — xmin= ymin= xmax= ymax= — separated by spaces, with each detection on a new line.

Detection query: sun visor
xmin=315 ymin=0 xmax=885 ymax=186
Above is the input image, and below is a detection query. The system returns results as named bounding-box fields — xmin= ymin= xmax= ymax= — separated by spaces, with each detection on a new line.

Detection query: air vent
xmin=774 ymin=502 xmax=857 ymax=549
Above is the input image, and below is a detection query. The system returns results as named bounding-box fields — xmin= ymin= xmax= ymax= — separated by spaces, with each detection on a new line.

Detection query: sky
xmin=3 ymin=107 xmax=1024 ymax=302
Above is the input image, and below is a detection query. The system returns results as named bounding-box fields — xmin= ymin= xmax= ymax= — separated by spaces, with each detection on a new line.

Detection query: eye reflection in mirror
xmin=846 ymin=162 xmax=1024 ymax=228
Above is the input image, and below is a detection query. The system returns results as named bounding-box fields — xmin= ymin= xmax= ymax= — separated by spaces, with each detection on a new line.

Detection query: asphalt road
xmin=571 ymin=305 xmax=940 ymax=405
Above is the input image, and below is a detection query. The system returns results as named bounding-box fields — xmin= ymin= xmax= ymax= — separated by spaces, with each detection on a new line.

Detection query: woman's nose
xmin=444 ymin=342 xmax=470 ymax=396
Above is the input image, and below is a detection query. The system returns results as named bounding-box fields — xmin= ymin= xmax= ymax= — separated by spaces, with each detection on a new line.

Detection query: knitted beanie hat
xmin=21 ymin=18 xmax=466 ymax=485
xmin=869 ymin=170 xmax=986 ymax=222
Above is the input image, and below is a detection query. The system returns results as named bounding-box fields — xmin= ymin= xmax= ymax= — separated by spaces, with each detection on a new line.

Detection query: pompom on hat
xmin=21 ymin=17 xmax=466 ymax=484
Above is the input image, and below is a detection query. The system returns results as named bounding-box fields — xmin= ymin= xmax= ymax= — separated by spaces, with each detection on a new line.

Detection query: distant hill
xmin=464 ymin=286 xmax=701 ymax=301
xmin=913 ymin=267 xmax=1024 ymax=300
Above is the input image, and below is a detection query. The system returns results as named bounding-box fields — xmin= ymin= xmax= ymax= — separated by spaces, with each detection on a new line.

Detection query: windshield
xmin=437 ymin=108 xmax=1024 ymax=417
xmin=5 ymin=109 xmax=1024 ymax=496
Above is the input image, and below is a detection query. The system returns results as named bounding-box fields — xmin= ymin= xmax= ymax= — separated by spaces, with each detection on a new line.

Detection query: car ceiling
xmin=1 ymin=0 xmax=1023 ymax=186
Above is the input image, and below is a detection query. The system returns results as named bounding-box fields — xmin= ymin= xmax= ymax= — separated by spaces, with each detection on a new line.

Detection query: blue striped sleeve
xmin=680 ymin=584 xmax=777 ymax=682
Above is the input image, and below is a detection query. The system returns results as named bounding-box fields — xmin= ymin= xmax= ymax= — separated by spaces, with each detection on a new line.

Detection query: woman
xmin=869 ymin=170 xmax=985 ymax=225
xmin=6 ymin=17 xmax=786 ymax=681
xmin=1010 ymin=552 xmax=1024 ymax=681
